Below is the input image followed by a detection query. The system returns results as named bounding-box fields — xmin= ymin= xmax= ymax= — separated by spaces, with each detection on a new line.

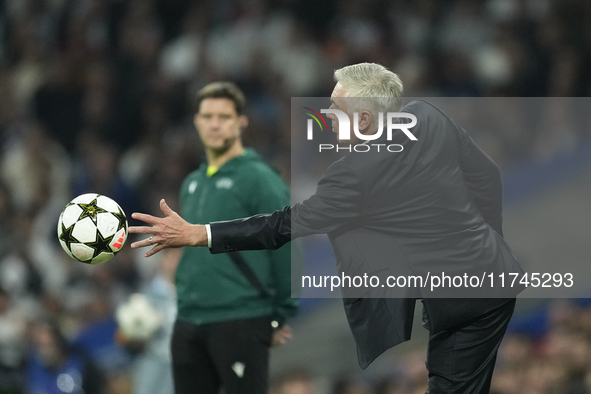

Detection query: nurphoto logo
xmin=303 ymin=108 xmax=417 ymax=152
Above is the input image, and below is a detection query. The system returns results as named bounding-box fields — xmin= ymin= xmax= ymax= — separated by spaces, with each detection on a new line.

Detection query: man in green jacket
xmin=170 ymin=82 xmax=298 ymax=394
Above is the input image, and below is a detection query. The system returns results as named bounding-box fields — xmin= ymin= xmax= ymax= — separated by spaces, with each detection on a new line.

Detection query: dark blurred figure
xmin=373 ymin=377 xmax=407 ymax=394
xmin=32 ymin=56 xmax=85 ymax=154
xmin=0 ymin=182 xmax=15 ymax=258
xmin=0 ymin=287 xmax=27 ymax=394
xmin=26 ymin=319 xmax=104 ymax=394
xmin=72 ymin=285 xmax=131 ymax=374
xmin=72 ymin=137 xmax=141 ymax=223
xmin=331 ymin=376 xmax=372 ymax=394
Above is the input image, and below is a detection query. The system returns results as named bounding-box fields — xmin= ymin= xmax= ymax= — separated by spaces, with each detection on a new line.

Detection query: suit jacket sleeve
xmin=210 ymin=158 xmax=365 ymax=253
xmin=453 ymin=120 xmax=504 ymax=236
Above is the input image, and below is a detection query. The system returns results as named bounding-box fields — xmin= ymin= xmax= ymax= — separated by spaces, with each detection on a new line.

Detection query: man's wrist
xmin=189 ymin=224 xmax=210 ymax=247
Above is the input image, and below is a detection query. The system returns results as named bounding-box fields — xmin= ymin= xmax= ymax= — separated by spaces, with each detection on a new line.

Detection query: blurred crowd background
xmin=0 ymin=0 xmax=590 ymax=393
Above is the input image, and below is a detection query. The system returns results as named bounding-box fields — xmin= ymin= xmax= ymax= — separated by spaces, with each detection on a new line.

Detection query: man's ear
xmin=193 ymin=114 xmax=199 ymax=129
xmin=239 ymin=115 xmax=249 ymax=131
xmin=358 ymin=110 xmax=373 ymax=133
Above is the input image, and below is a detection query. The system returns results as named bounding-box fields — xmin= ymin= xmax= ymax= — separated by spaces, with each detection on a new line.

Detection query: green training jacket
xmin=175 ymin=148 xmax=299 ymax=325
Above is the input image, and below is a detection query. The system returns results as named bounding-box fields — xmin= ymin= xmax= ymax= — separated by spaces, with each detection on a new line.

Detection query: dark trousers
xmin=425 ymin=299 xmax=516 ymax=394
xmin=171 ymin=316 xmax=273 ymax=394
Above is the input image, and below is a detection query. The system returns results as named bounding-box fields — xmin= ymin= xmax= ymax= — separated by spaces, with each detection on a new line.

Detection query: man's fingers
xmin=128 ymin=226 xmax=154 ymax=235
xmin=128 ymin=202 xmax=186 ymax=258
xmin=144 ymin=243 xmax=166 ymax=258
xmin=131 ymin=237 xmax=153 ymax=249
xmin=160 ymin=199 xmax=173 ymax=216
xmin=272 ymin=328 xmax=292 ymax=347
xmin=279 ymin=325 xmax=292 ymax=336
xmin=130 ymin=236 xmax=167 ymax=256
xmin=279 ymin=331 xmax=292 ymax=340
xmin=131 ymin=212 xmax=160 ymax=225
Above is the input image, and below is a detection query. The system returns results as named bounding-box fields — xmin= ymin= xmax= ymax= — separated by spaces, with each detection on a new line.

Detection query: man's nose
xmin=210 ymin=117 xmax=222 ymax=129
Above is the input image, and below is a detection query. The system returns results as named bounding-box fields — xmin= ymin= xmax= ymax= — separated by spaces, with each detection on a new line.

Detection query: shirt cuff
xmin=205 ymin=224 xmax=212 ymax=248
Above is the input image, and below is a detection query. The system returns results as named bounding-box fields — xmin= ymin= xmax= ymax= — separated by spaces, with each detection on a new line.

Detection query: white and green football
xmin=57 ymin=193 xmax=128 ymax=264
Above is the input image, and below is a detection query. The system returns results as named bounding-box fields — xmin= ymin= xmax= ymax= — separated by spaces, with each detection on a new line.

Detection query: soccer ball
xmin=57 ymin=193 xmax=128 ymax=264
xmin=116 ymin=293 xmax=162 ymax=340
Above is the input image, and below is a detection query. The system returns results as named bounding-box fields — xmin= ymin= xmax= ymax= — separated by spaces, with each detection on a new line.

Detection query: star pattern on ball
xmin=86 ymin=230 xmax=114 ymax=259
xmin=59 ymin=223 xmax=79 ymax=251
xmin=77 ymin=198 xmax=107 ymax=224
xmin=110 ymin=207 xmax=127 ymax=232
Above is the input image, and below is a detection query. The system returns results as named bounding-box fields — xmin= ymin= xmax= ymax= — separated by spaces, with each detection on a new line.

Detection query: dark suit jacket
xmin=209 ymin=100 xmax=524 ymax=369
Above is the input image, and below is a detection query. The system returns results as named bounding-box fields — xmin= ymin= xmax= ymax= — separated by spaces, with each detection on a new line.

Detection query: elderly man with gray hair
xmin=130 ymin=62 xmax=522 ymax=394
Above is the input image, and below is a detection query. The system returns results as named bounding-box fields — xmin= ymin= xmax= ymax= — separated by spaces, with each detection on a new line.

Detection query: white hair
xmin=334 ymin=63 xmax=404 ymax=125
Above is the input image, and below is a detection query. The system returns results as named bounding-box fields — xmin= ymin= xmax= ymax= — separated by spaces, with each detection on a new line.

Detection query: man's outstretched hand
xmin=129 ymin=199 xmax=208 ymax=257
